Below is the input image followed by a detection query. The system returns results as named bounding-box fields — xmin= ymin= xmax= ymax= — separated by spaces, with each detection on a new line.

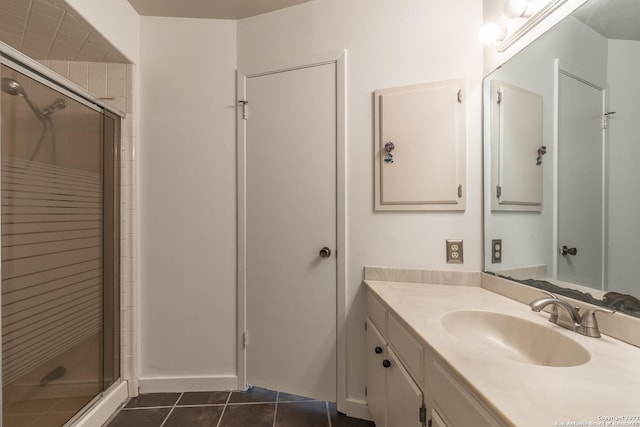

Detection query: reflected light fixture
xmin=503 ymin=0 xmax=533 ymax=19
xmin=478 ymin=23 xmax=507 ymax=44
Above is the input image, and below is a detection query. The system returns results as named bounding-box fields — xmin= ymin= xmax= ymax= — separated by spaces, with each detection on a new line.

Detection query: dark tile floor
xmin=104 ymin=387 xmax=375 ymax=427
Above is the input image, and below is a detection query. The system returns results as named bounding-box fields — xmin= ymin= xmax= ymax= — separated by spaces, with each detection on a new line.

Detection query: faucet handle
xmin=578 ymin=307 xmax=615 ymax=338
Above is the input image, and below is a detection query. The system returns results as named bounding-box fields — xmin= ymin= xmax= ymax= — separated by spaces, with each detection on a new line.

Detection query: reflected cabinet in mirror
xmin=483 ymin=0 xmax=640 ymax=318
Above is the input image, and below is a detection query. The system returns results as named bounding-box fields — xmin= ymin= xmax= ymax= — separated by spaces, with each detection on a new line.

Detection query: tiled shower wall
xmin=36 ymin=59 xmax=138 ymax=395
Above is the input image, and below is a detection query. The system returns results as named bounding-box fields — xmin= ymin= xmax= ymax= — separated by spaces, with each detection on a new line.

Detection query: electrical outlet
xmin=492 ymin=239 xmax=502 ymax=264
xmin=446 ymin=240 xmax=463 ymax=264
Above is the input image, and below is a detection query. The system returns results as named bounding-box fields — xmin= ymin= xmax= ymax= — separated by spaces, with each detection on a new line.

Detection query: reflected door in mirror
xmin=557 ymin=70 xmax=605 ymax=288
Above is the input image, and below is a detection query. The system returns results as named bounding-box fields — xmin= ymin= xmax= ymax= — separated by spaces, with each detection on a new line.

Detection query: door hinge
xmin=497 ymin=90 xmax=502 ymax=104
xmin=238 ymin=100 xmax=248 ymax=120
xmin=420 ymin=405 xmax=427 ymax=424
xmin=457 ymin=89 xmax=463 ymax=104
xmin=365 ymin=387 xmax=368 ymax=397
xmin=603 ymin=111 xmax=616 ymax=129
xmin=242 ymin=332 xmax=249 ymax=348
xmin=496 ymin=185 xmax=502 ymax=198
xmin=458 ymin=184 xmax=463 ymax=198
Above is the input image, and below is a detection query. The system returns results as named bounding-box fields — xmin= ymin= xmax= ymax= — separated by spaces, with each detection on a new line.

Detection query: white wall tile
xmin=49 ymin=60 xmax=69 ymax=78
xmin=88 ymin=62 xmax=107 ymax=79
xmin=68 ymin=61 xmax=88 ymax=89
xmin=88 ymin=78 xmax=107 ymax=98
xmin=107 ymin=96 xmax=125 ymax=112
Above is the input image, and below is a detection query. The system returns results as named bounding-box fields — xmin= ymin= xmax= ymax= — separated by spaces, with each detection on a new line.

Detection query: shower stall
xmin=0 ymin=56 xmax=121 ymax=426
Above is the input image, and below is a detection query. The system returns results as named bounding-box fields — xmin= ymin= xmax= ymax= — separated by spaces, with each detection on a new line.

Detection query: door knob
xmin=560 ymin=245 xmax=577 ymax=256
xmin=319 ymin=247 xmax=332 ymax=258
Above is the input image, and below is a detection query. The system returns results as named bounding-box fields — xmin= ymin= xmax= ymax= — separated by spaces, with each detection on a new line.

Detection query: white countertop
xmin=365 ymin=280 xmax=640 ymax=427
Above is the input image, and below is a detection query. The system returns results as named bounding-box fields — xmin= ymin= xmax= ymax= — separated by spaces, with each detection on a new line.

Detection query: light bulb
xmin=478 ymin=23 xmax=507 ymax=44
xmin=503 ymin=0 xmax=532 ymax=19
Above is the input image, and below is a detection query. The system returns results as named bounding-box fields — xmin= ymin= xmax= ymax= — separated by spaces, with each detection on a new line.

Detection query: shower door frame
xmin=0 ymin=43 xmax=126 ymax=424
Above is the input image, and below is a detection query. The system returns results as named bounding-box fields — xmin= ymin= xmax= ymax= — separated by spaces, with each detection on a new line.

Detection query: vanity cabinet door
xmin=366 ymin=318 xmax=387 ymax=427
xmin=429 ymin=359 xmax=504 ymax=427
xmin=386 ymin=348 xmax=424 ymax=427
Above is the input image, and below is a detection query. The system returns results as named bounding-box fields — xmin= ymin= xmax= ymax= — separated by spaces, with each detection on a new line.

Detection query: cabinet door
xmin=374 ymin=79 xmax=466 ymax=211
xmin=386 ymin=348 xmax=423 ymax=427
xmin=490 ymin=80 xmax=543 ymax=211
xmin=430 ymin=359 xmax=503 ymax=427
xmin=366 ymin=319 xmax=387 ymax=427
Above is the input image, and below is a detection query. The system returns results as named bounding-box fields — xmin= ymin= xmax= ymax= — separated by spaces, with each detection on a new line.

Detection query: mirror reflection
xmin=483 ymin=0 xmax=640 ymax=317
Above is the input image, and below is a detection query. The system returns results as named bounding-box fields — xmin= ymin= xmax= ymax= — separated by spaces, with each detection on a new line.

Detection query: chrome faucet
xmin=529 ymin=291 xmax=615 ymax=338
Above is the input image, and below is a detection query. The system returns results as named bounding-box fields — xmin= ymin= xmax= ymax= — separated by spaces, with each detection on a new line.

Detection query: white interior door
xmin=244 ymin=63 xmax=337 ymax=401
xmin=557 ymin=71 xmax=605 ymax=288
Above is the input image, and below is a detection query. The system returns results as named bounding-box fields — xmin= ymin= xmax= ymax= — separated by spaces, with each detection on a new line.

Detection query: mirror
xmin=483 ymin=0 xmax=640 ymax=318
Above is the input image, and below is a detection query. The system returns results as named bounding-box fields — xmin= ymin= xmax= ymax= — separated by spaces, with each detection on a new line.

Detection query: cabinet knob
xmin=319 ymin=247 xmax=332 ymax=258
xmin=382 ymin=359 xmax=391 ymax=368
xmin=374 ymin=346 xmax=383 ymax=354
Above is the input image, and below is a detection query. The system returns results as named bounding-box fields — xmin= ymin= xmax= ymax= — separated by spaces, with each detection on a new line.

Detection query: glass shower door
xmin=1 ymin=64 xmax=120 ymax=427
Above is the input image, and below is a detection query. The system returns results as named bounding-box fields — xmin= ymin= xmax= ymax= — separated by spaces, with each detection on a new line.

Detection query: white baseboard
xmin=139 ymin=375 xmax=239 ymax=393
xmin=340 ymin=397 xmax=372 ymax=421
xmin=72 ymin=381 xmax=128 ymax=427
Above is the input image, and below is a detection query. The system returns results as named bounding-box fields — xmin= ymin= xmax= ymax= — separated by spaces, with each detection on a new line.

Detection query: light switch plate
xmin=446 ymin=239 xmax=463 ymax=264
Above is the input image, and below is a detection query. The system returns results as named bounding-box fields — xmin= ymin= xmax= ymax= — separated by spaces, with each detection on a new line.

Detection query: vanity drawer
xmin=430 ymin=359 xmax=504 ymax=427
xmin=387 ymin=313 xmax=423 ymax=387
xmin=367 ymin=292 xmax=387 ymax=334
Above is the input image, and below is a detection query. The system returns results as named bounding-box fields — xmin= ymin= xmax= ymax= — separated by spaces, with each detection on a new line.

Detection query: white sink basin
xmin=441 ymin=310 xmax=590 ymax=367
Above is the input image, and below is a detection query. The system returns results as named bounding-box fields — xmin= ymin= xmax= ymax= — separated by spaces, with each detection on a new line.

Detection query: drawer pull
xmin=375 ymin=346 xmax=383 ymax=354
xmin=382 ymin=359 xmax=391 ymax=368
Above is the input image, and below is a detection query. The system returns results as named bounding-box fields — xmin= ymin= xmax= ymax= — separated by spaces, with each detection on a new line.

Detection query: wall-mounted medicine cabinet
xmin=374 ymin=79 xmax=466 ymax=211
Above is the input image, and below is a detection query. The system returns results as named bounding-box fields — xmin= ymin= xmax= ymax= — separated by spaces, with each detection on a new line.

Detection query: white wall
xmin=64 ymin=0 xmax=140 ymax=64
xmin=483 ymin=17 xmax=607 ymax=274
xmin=237 ymin=0 xmax=483 ymax=405
xmin=607 ymin=39 xmax=640 ymax=295
xmin=138 ymin=17 xmax=238 ymax=388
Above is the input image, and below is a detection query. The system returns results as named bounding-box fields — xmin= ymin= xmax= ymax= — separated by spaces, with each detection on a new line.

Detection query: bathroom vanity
xmin=364 ymin=269 xmax=640 ymax=427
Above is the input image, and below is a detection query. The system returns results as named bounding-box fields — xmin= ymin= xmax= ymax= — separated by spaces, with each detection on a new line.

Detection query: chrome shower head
xmin=1 ymin=77 xmax=45 ymax=121
xmin=1 ymin=77 xmax=27 ymax=97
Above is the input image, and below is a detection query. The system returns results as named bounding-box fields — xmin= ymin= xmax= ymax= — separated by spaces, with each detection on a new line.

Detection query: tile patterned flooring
xmin=104 ymin=387 xmax=375 ymax=427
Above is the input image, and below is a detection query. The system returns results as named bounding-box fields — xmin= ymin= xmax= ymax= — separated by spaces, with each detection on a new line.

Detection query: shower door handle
xmin=319 ymin=247 xmax=332 ymax=258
